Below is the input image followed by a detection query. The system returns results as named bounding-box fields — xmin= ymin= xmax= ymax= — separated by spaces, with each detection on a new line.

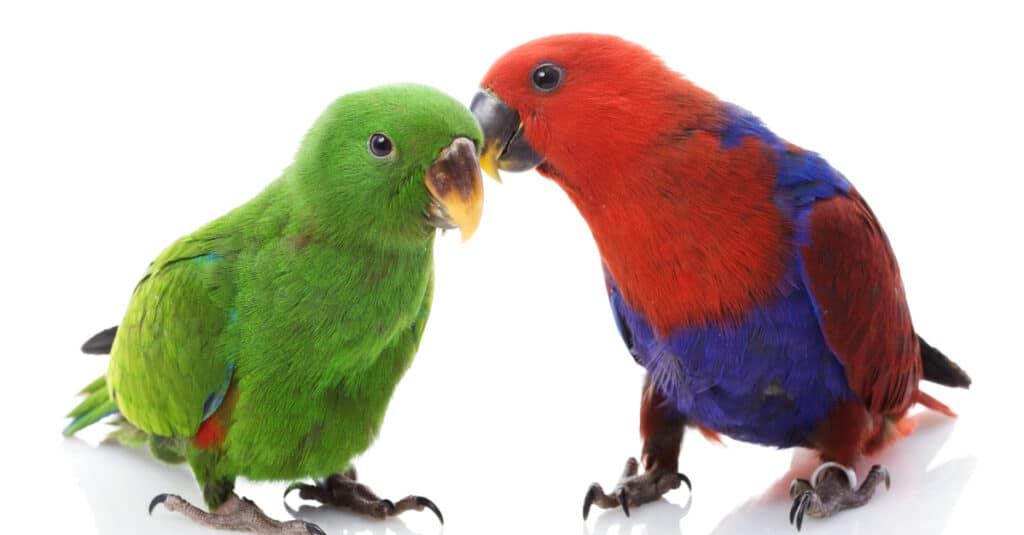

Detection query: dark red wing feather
xmin=801 ymin=190 xmax=922 ymax=415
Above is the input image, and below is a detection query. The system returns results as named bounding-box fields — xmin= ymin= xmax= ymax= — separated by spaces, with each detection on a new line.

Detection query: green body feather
xmin=67 ymin=84 xmax=482 ymax=508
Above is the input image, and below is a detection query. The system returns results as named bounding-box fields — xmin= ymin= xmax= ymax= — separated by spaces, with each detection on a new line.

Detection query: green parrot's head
xmin=292 ymin=84 xmax=485 ymax=244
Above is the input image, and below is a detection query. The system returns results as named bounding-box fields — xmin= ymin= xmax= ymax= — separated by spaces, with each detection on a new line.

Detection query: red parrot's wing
xmin=801 ymin=190 xmax=922 ymax=415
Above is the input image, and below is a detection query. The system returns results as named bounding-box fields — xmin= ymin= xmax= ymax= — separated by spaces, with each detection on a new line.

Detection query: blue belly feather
xmin=609 ymin=269 xmax=855 ymax=448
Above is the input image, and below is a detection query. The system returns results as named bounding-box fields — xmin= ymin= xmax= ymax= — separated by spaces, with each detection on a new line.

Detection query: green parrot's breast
xmin=214 ymin=240 xmax=435 ymax=480
xmin=107 ymin=190 xmax=436 ymax=480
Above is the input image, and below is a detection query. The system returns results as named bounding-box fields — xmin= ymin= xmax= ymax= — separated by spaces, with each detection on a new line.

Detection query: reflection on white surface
xmin=65 ymin=411 xmax=975 ymax=535
xmin=66 ymin=438 xmax=207 ymax=535
xmin=285 ymin=504 xmax=429 ymax=535
xmin=65 ymin=438 xmax=444 ymax=535
xmin=585 ymin=498 xmax=691 ymax=535
xmin=710 ymin=413 xmax=976 ymax=535
xmin=581 ymin=412 xmax=976 ymax=535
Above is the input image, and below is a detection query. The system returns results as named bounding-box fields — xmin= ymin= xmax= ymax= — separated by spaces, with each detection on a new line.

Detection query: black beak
xmin=470 ymin=89 xmax=543 ymax=181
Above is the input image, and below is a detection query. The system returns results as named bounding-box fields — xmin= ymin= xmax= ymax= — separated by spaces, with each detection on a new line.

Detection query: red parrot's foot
xmin=788 ymin=463 xmax=891 ymax=531
xmin=284 ymin=467 xmax=443 ymax=524
xmin=582 ymin=457 xmax=691 ymax=520
xmin=149 ymin=493 xmax=324 ymax=535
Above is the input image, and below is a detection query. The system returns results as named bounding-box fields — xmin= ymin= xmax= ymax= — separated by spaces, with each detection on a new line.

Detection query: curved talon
xmin=380 ymin=498 xmax=396 ymax=514
xmin=796 ymin=494 xmax=811 ymax=531
xmin=617 ymin=488 xmax=630 ymax=517
xmin=678 ymin=472 xmax=692 ymax=492
xmin=582 ymin=484 xmax=599 ymax=520
xmin=790 ymin=492 xmax=812 ymax=531
xmin=653 ymin=471 xmax=691 ymax=493
xmin=305 ymin=522 xmax=327 ymax=535
xmin=148 ymin=493 xmax=169 ymax=515
xmin=284 ymin=482 xmax=308 ymax=499
xmin=416 ymin=496 xmax=444 ymax=525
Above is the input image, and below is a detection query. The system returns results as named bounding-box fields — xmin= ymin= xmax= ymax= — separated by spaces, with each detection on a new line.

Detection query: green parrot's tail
xmin=64 ymin=374 xmax=119 ymax=437
xmin=65 ymin=375 xmax=174 ymax=453
xmin=65 ymin=325 xmax=132 ymax=440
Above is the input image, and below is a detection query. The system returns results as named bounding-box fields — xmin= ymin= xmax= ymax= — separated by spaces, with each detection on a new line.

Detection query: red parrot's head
xmin=472 ymin=33 xmax=718 ymax=187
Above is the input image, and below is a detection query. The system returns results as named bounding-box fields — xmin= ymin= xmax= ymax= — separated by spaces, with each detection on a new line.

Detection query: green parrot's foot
xmin=788 ymin=462 xmax=891 ymax=531
xmin=284 ymin=470 xmax=443 ymax=524
xmin=582 ymin=457 xmax=691 ymax=520
xmin=149 ymin=493 xmax=325 ymax=535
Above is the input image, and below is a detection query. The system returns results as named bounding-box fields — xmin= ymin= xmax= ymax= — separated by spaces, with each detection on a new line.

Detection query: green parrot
xmin=65 ymin=84 xmax=485 ymax=534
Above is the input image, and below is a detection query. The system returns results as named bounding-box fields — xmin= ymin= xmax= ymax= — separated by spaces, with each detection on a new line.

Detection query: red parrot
xmin=471 ymin=33 xmax=971 ymax=529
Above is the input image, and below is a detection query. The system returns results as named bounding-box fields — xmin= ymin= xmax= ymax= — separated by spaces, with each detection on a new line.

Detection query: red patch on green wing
xmin=192 ymin=382 xmax=238 ymax=450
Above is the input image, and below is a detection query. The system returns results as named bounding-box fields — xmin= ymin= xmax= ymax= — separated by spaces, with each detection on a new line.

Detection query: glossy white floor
xmin=3 ymin=2 xmax=1019 ymax=534
xmin=55 ymin=399 xmax=982 ymax=535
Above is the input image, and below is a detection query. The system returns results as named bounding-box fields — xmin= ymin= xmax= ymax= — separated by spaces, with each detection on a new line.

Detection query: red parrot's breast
xmin=548 ymin=129 xmax=793 ymax=334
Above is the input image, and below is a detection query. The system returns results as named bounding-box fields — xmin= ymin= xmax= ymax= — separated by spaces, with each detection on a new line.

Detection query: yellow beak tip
xmin=479 ymin=150 xmax=503 ymax=183
xmin=483 ymin=167 xmax=502 ymax=183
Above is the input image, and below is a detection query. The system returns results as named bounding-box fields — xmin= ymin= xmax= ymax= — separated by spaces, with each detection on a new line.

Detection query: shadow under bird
xmin=67 ymin=84 xmax=485 ymax=534
xmin=471 ymin=33 xmax=971 ymax=530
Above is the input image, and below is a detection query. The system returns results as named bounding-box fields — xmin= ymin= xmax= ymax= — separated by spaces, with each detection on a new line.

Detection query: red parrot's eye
xmin=368 ymin=133 xmax=394 ymax=158
xmin=531 ymin=63 xmax=564 ymax=92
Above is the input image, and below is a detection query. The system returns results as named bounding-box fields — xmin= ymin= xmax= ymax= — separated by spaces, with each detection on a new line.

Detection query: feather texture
xmin=65 ymin=85 xmax=482 ymax=510
xmin=479 ymin=34 xmax=968 ymax=462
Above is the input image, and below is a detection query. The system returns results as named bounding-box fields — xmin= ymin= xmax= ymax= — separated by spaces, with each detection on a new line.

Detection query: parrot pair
xmin=67 ymin=33 xmax=970 ymax=534
xmin=471 ymin=33 xmax=970 ymax=530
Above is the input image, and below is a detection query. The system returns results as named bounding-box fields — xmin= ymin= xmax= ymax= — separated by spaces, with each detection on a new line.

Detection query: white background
xmin=1 ymin=1 xmax=1021 ymax=534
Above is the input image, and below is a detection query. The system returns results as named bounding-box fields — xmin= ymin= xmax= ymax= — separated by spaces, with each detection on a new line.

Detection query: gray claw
xmin=582 ymin=485 xmax=598 ymax=521
xmin=617 ymin=488 xmax=630 ymax=517
xmin=790 ymin=492 xmax=811 ymax=531
xmin=284 ymin=482 xmax=307 ymax=499
xmin=789 ymin=492 xmax=802 ymax=525
xmin=305 ymin=522 xmax=326 ymax=535
xmin=148 ymin=493 xmax=169 ymax=515
xmin=678 ymin=472 xmax=692 ymax=491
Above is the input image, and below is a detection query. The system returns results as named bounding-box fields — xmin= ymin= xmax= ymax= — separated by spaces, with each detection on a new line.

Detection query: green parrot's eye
xmin=531 ymin=63 xmax=564 ymax=92
xmin=368 ymin=133 xmax=394 ymax=158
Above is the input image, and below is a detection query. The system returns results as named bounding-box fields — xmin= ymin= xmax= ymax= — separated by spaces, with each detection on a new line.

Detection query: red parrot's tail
xmin=916 ymin=390 xmax=958 ymax=418
xmin=919 ymin=335 xmax=971 ymax=388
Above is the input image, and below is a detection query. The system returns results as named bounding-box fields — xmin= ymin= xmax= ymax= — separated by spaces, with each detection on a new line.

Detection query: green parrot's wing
xmin=411 ymin=271 xmax=433 ymax=349
xmin=107 ymin=234 xmax=237 ymax=438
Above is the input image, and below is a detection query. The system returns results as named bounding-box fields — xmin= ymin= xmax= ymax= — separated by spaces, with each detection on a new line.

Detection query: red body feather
xmin=193 ymin=382 xmax=238 ymax=450
xmin=483 ymin=35 xmax=792 ymax=334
